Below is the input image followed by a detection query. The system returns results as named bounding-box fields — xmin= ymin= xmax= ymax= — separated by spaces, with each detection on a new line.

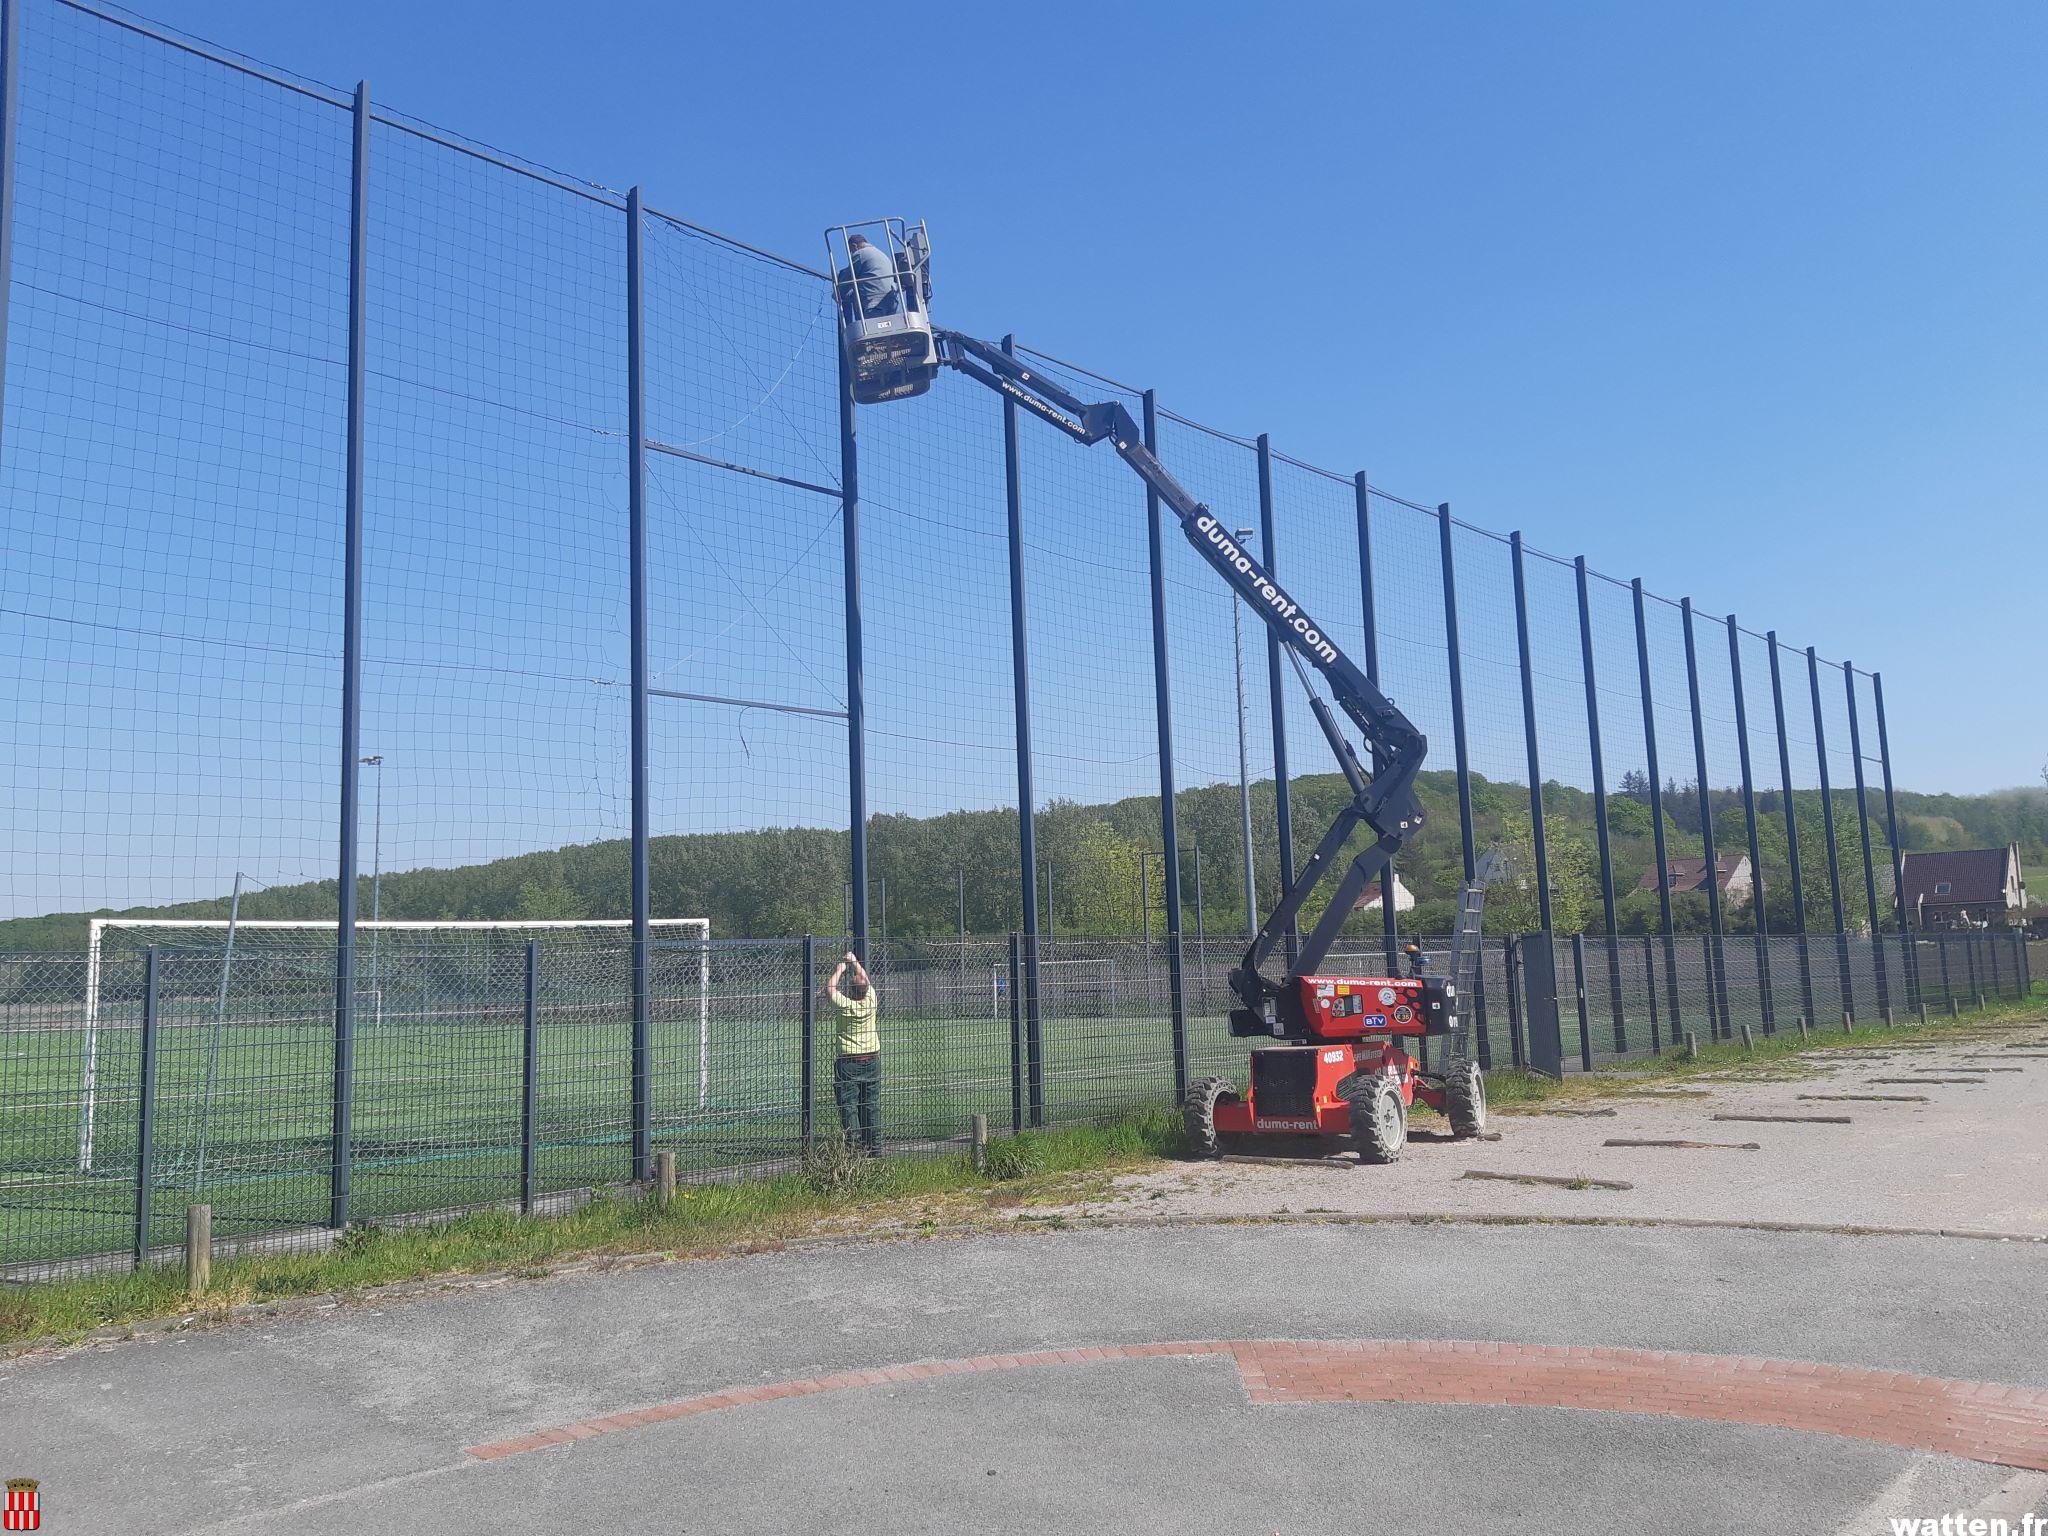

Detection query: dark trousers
xmin=834 ymin=1053 xmax=881 ymax=1151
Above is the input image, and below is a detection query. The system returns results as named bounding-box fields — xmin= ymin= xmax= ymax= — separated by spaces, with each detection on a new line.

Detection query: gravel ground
xmin=1062 ymin=1021 xmax=2048 ymax=1233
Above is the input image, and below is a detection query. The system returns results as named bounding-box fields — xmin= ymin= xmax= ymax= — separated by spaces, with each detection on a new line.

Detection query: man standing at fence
xmin=827 ymin=951 xmax=882 ymax=1154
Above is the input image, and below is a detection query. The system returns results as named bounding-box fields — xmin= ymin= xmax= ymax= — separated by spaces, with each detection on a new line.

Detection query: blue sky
xmin=124 ymin=0 xmax=2043 ymax=797
xmin=3 ymin=0 xmax=2042 ymax=923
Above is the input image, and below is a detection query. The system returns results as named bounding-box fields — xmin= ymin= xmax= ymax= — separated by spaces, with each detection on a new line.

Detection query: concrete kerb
xmin=13 ymin=1209 xmax=2048 ymax=1368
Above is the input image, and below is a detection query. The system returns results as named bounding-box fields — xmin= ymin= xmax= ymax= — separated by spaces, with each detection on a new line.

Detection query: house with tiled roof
xmin=1353 ymin=874 xmax=1415 ymax=913
xmin=1633 ymin=854 xmax=1753 ymax=906
xmin=1901 ymin=845 xmax=2027 ymax=930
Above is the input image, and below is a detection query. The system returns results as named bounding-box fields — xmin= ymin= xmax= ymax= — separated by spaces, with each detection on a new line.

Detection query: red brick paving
xmin=462 ymin=1339 xmax=2048 ymax=1472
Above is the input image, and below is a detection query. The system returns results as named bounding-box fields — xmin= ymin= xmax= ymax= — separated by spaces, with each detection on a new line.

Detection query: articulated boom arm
xmin=935 ymin=331 xmax=1429 ymax=1032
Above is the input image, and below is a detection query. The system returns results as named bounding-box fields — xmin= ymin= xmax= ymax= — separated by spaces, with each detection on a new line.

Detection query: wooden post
xmin=972 ymin=1113 xmax=989 ymax=1174
xmin=1685 ymin=1033 xmax=1698 ymax=1060
xmin=654 ymin=1150 xmax=676 ymax=1207
xmin=1841 ymin=1011 xmax=1854 ymax=1033
xmin=1797 ymin=1016 xmax=1809 ymax=1043
xmin=1739 ymin=1024 xmax=1754 ymax=1052
xmin=186 ymin=1204 xmax=212 ymax=1293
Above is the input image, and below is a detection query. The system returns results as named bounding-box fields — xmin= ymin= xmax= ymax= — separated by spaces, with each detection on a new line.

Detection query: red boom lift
xmin=830 ymin=220 xmax=1492 ymax=1163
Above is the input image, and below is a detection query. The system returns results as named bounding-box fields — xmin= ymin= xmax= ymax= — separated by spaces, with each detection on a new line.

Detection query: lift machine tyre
xmin=829 ymin=219 xmax=1492 ymax=1164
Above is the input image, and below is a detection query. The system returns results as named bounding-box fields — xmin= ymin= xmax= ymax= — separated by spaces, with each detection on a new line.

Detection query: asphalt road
xmin=5 ymin=1220 xmax=2046 ymax=1534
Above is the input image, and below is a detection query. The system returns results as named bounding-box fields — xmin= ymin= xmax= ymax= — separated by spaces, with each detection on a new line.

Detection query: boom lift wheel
xmin=1183 ymin=1075 xmax=1240 ymax=1159
xmin=1445 ymin=1059 xmax=1488 ymax=1138
xmin=1341 ymin=1073 xmax=1406 ymax=1165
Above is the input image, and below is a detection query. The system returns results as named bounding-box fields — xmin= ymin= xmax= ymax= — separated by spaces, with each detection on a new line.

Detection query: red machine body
xmin=1210 ymin=972 xmax=1453 ymax=1138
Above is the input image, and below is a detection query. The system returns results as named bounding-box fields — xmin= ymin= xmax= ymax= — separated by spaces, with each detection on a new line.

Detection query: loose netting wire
xmin=1437 ymin=520 xmax=1532 ymax=1062
xmin=1004 ymin=350 xmax=1171 ymax=1123
xmin=1265 ymin=453 xmax=1386 ymax=972
xmin=351 ymin=107 xmax=633 ymax=1219
xmin=1691 ymin=602 xmax=1757 ymax=1035
xmin=1851 ymin=667 xmax=1911 ymax=1007
xmin=1518 ymin=547 xmax=1613 ymax=1062
xmin=1584 ymin=568 xmax=1662 ymax=1053
xmin=1640 ymin=591 xmax=1712 ymax=1037
xmin=0 ymin=2 xmax=352 ymax=1270
xmin=1358 ymin=492 xmax=1472 ymax=1050
xmin=1735 ymin=623 xmax=1794 ymax=1029
xmin=1150 ymin=408 xmax=1276 ymax=1079
xmin=1772 ymin=634 xmax=1843 ymax=1024
xmin=1816 ymin=653 xmax=1879 ymax=1012
xmin=640 ymin=213 xmax=846 ymax=1167
xmin=857 ymin=349 xmax=1018 ymax=1145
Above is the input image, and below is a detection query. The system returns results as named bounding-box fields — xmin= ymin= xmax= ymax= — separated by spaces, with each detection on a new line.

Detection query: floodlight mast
xmin=924 ymin=330 xmax=1429 ymax=1037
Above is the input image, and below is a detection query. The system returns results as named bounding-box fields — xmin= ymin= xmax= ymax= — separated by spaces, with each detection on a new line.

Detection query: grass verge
xmin=0 ymin=1110 xmax=1185 ymax=1355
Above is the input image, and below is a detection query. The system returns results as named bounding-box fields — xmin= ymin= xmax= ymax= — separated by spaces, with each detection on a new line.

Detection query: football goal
xmin=78 ymin=917 xmax=710 ymax=1174
xmin=990 ymin=956 xmax=1119 ymax=1019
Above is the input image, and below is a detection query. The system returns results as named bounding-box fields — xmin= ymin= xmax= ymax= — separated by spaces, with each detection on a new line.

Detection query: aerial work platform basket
xmin=824 ymin=219 xmax=937 ymax=404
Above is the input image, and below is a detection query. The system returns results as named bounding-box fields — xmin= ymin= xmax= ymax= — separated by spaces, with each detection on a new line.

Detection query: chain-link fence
xmin=6 ymin=925 xmax=2028 ymax=1279
xmin=4 ymin=2 xmax=2021 ymax=1278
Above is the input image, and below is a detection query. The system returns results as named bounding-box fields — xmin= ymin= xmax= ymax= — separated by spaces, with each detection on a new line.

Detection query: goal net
xmin=78 ymin=917 xmax=710 ymax=1173
xmin=990 ymin=956 xmax=1119 ymax=1019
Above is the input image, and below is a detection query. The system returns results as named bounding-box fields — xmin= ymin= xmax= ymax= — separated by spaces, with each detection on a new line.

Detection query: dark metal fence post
xmin=1439 ymin=505 xmax=1485 ymax=1037
xmin=521 ymin=941 xmax=539 ymax=1214
xmin=1842 ymin=663 xmax=1891 ymax=1019
xmin=1726 ymin=616 xmax=1774 ymax=1031
xmin=1807 ymin=647 xmax=1854 ymax=1020
xmin=134 ymin=949 xmax=161 ymax=1268
xmin=331 ymin=80 xmax=372 ymax=1231
xmin=1503 ymin=936 xmax=1522 ymax=1063
xmin=800 ymin=935 xmax=816 ymax=1152
xmin=1937 ymin=935 xmax=1952 ymax=1008
xmin=1700 ymin=934 xmax=1715 ymax=1034
xmin=626 ymin=185 xmax=653 ymax=1183
xmin=840 ymin=321 xmax=869 ymax=959
xmin=999 ymin=338 xmax=1043 ymax=1120
xmin=1643 ymin=936 xmax=1662 ymax=1050
xmin=1510 ymin=534 xmax=1553 ymax=937
xmin=1633 ymin=580 xmax=1681 ymax=1036
xmin=1871 ymin=673 xmax=1919 ymax=1009
xmin=1572 ymin=932 xmax=1594 ymax=1071
xmin=1255 ymin=434 xmax=1297 ymax=965
xmin=1007 ymin=932 xmax=1024 ymax=1134
xmin=1355 ymin=473 xmax=1402 ymax=977
xmin=0 ymin=0 xmax=20 ymax=463
xmin=1143 ymin=391 xmax=1188 ymax=1095
xmin=1767 ymin=633 xmax=1816 ymax=1027
xmin=1681 ymin=599 xmax=1728 ymax=1038
xmin=1964 ymin=933 xmax=1980 ymax=1002
xmin=1575 ymin=558 xmax=1624 ymax=1050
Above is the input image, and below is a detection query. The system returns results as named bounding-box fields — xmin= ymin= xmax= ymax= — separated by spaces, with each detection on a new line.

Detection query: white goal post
xmin=989 ymin=956 xmax=1118 ymax=1018
xmin=79 ymin=917 xmax=710 ymax=1173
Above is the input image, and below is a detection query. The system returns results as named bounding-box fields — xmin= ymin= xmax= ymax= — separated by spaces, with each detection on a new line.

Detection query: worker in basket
xmin=837 ymin=233 xmax=901 ymax=322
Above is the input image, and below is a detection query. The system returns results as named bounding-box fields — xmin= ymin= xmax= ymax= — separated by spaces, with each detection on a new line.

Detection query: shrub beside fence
xmin=1 ymin=927 xmax=2030 ymax=1280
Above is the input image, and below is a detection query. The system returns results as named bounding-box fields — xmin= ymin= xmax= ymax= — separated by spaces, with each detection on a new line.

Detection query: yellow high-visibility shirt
xmin=827 ymin=985 xmax=880 ymax=1056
